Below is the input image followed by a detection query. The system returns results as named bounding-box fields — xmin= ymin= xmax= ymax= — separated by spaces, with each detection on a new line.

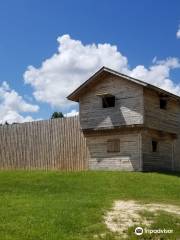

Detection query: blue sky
xmin=0 ymin=0 xmax=180 ymax=123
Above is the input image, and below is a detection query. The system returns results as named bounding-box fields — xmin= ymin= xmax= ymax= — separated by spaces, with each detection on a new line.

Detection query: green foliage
xmin=0 ymin=171 xmax=179 ymax=240
xmin=51 ymin=111 xmax=64 ymax=119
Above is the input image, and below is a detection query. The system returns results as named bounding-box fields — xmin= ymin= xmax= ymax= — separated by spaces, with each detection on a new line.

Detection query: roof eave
xmin=67 ymin=66 xmax=180 ymax=102
xmin=147 ymin=84 xmax=180 ymax=101
xmin=67 ymin=66 xmax=147 ymax=102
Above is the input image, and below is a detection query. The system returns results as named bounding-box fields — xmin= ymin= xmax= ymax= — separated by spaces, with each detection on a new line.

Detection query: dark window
xmin=152 ymin=140 xmax=158 ymax=152
xmin=160 ymin=99 xmax=167 ymax=109
xmin=107 ymin=139 xmax=120 ymax=152
xmin=102 ymin=96 xmax=115 ymax=108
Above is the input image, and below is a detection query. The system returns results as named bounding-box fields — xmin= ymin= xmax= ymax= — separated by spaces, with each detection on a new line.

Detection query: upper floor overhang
xmin=82 ymin=124 xmax=178 ymax=140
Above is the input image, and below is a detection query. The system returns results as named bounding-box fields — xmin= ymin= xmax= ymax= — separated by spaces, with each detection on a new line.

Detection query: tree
xmin=51 ymin=112 xmax=64 ymax=119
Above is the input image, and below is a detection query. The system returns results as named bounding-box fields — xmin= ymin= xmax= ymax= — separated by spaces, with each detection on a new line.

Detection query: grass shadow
xmin=142 ymin=170 xmax=180 ymax=178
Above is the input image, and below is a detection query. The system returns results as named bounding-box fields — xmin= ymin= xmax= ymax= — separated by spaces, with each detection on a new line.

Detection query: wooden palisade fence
xmin=0 ymin=116 xmax=89 ymax=170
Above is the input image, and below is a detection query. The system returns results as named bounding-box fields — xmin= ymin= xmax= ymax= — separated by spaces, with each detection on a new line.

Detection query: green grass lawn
xmin=0 ymin=171 xmax=179 ymax=240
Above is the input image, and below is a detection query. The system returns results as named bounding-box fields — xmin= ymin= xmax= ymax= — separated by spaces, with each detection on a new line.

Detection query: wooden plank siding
xmin=142 ymin=131 xmax=174 ymax=171
xmin=66 ymin=67 xmax=180 ymax=172
xmin=143 ymin=88 xmax=180 ymax=171
xmin=78 ymin=74 xmax=180 ymax=172
xmin=0 ymin=116 xmax=89 ymax=170
xmin=79 ymin=75 xmax=144 ymax=130
xmin=86 ymin=132 xmax=141 ymax=171
xmin=174 ymin=137 xmax=180 ymax=171
xmin=144 ymin=88 xmax=180 ymax=134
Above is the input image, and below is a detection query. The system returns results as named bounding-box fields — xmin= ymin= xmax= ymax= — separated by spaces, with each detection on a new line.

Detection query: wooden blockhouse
xmin=68 ymin=67 xmax=180 ymax=171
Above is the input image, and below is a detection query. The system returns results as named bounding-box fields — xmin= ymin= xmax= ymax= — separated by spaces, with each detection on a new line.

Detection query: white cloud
xmin=129 ymin=58 xmax=180 ymax=95
xmin=65 ymin=109 xmax=79 ymax=117
xmin=0 ymin=35 xmax=178 ymax=122
xmin=176 ymin=25 xmax=180 ymax=39
xmin=0 ymin=81 xmax=39 ymax=124
xmin=24 ymin=34 xmax=128 ymax=109
xmin=24 ymin=34 xmax=180 ymax=110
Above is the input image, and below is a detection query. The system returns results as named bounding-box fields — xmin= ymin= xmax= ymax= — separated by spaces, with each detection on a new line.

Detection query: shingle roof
xmin=67 ymin=66 xmax=180 ymax=102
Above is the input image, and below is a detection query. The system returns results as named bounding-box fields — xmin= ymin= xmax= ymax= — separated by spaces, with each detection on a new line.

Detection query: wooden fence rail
xmin=0 ymin=116 xmax=88 ymax=170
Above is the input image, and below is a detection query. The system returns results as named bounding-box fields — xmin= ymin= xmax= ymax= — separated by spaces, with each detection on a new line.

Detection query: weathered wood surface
xmin=0 ymin=116 xmax=88 ymax=170
xmin=143 ymin=89 xmax=180 ymax=171
xmin=142 ymin=131 xmax=174 ymax=171
xmin=174 ymin=137 xmax=180 ymax=171
xmin=79 ymin=75 xmax=144 ymax=130
xmin=144 ymin=88 xmax=180 ymax=134
xmin=78 ymin=73 xmax=180 ymax=171
xmin=87 ymin=132 xmax=141 ymax=171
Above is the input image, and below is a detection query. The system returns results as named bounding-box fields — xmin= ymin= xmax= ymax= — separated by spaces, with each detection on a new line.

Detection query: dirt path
xmin=104 ymin=200 xmax=180 ymax=235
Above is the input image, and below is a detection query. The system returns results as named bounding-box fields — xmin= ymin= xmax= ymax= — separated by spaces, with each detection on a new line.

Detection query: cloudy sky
xmin=0 ymin=0 xmax=180 ymax=123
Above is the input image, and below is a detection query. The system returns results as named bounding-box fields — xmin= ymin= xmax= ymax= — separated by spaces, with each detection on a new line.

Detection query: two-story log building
xmin=68 ymin=67 xmax=180 ymax=171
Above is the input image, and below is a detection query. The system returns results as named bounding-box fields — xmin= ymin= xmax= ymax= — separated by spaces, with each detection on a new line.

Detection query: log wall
xmin=79 ymin=75 xmax=144 ymax=130
xmin=0 ymin=116 xmax=89 ymax=170
xmin=86 ymin=131 xmax=141 ymax=171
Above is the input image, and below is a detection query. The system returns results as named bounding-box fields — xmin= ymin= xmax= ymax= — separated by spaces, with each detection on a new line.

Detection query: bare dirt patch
xmin=104 ymin=200 xmax=180 ymax=236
